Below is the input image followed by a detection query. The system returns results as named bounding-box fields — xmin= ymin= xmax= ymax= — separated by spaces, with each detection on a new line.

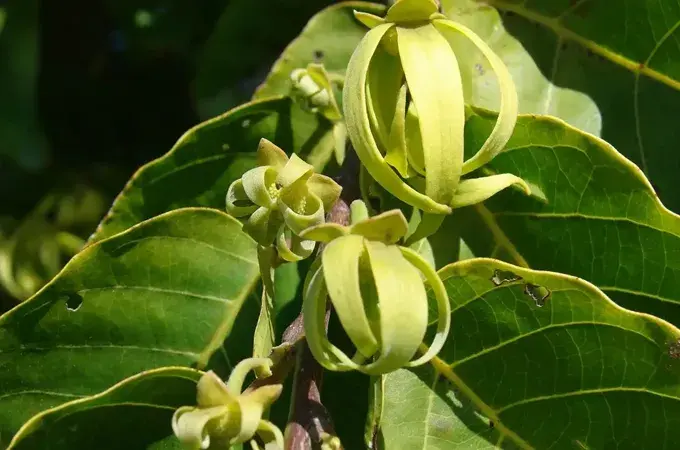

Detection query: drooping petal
xmin=343 ymin=23 xmax=451 ymax=214
xmin=434 ymin=19 xmax=518 ymax=175
xmin=307 ymin=63 xmax=342 ymax=121
xmin=404 ymin=211 xmax=445 ymax=246
xmin=397 ymin=23 xmax=465 ymax=206
xmin=256 ymin=420 xmax=285 ymax=450
xmin=257 ymin=139 xmax=289 ymax=169
xmin=332 ymin=121 xmax=347 ymax=165
xmin=366 ymin=47 xmax=403 ymax=153
xmin=276 ymin=229 xmax=316 ymax=262
xmin=322 ymin=235 xmax=379 ymax=357
xmin=399 ymin=246 xmax=451 ymax=367
xmin=353 ymin=10 xmax=385 ymax=29
xmin=450 ymin=173 xmax=530 ymax=208
xmin=276 ymin=153 xmax=314 ymax=189
xmin=244 ymin=207 xmax=283 ymax=246
xmin=384 ymin=83 xmax=415 ymax=178
xmin=405 ymin=101 xmax=426 ymax=175
xmin=360 ymin=240 xmax=428 ymax=375
xmin=233 ymin=385 xmax=283 ymax=444
xmin=226 ymin=358 xmax=274 ymax=395
xmin=226 ymin=179 xmax=258 ymax=217
xmin=280 ymin=191 xmax=325 ymax=235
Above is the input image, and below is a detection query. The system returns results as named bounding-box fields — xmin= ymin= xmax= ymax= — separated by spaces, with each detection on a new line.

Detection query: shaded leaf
xmin=379 ymin=258 xmax=680 ymax=449
xmin=0 ymin=208 xmax=259 ymax=444
xmin=458 ymin=109 xmax=680 ymax=328
xmin=88 ymin=96 xmax=332 ymax=243
xmin=8 ymin=367 xmax=202 ymax=450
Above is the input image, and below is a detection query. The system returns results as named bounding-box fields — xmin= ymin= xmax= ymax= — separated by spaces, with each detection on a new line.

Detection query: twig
xmin=284 ymin=147 xmax=358 ymax=450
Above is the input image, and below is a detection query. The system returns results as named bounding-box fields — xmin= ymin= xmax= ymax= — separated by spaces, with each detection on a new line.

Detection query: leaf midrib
xmin=482 ymin=0 xmax=680 ymax=91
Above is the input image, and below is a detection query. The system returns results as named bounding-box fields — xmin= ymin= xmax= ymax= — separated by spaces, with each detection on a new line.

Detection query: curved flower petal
xmin=451 ymin=173 xmax=530 ymax=209
xmin=226 ymin=358 xmax=274 ymax=395
xmin=354 ymin=10 xmax=385 ymax=29
xmin=397 ymin=23 xmax=465 ymax=206
xmin=343 ymin=23 xmax=451 ymax=214
xmin=196 ymin=371 xmax=234 ymax=407
xmin=280 ymin=191 xmax=325 ymax=235
xmin=400 ymin=246 xmax=451 ymax=367
xmin=256 ymin=419 xmax=285 ymax=450
xmin=405 ymin=102 xmax=426 ymax=176
xmin=322 ymin=235 xmax=379 ymax=357
xmin=226 ymin=179 xmax=258 ymax=217
xmin=172 ymin=405 xmax=228 ymax=450
xmin=366 ymin=47 xmax=403 ymax=153
xmin=242 ymin=166 xmax=279 ymax=209
xmin=384 ymin=83 xmax=415 ymax=178
xmin=276 ymin=228 xmax=316 ymax=262
xmin=244 ymin=207 xmax=283 ymax=246
xmin=307 ymin=173 xmax=342 ymax=212
xmin=276 ymin=153 xmax=314 ymax=189
xmin=434 ymin=19 xmax=518 ymax=175
xmin=233 ymin=385 xmax=283 ymax=444
xmin=299 ymin=223 xmax=348 ymax=243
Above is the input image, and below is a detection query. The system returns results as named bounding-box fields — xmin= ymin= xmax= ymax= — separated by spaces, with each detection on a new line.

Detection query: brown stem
xmin=284 ymin=147 xmax=358 ymax=450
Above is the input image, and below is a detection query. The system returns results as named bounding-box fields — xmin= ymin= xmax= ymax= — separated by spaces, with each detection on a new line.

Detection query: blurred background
xmin=0 ymin=0 xmax=344 ymax=311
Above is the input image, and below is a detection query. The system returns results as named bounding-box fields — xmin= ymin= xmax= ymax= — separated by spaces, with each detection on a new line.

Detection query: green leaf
xmin=253 ymin=2 xmax=386 ymax=101
xmin=0 ymin=208 xmax=259 ymax=444
xmin=452 ymin=0 xmax=680 ymax=212
xmin=88 ymin=96 xmax=332 ymax=244
xmin=8 ymin=367 xmax=202 ymax=449
xmin=457 ymin=109 xmax=680 ymax=328
xmin=378 ymin=258 xmax=680 ymax=449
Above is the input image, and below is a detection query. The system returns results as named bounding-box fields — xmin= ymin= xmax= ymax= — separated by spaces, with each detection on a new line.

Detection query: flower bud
xmin=299 ymin=201 xmax=451 ymax=375
xmin=344 ymin=0 xmax=529 ymax=214
xmin=172 ymin=358 xmax=284 ymax=449
xmin=226 ymin=138 xmax=341 ymax=261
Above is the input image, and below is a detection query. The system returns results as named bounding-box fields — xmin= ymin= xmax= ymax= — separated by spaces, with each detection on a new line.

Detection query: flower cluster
xmin=344 ymin=0 xmax=529 ymax=214
xmin=300 ymin=200 xmax=450 ymax=375
xmin=226 ymin=138 xmax=341 ymax=261
xmin=172 ymin=358 xmax=283 ymax=450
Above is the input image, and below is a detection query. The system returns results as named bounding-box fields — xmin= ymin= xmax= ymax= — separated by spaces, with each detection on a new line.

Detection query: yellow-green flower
xmin=226 ymin=138 xmax=341 ymax=261
xmin=299 ymin=200 xmax=450 ymax=375
xmin=291 ymin=63 xmax=347 ymax=166
xmin=343 ymin=0 xmax=529 ymax=214
xmin=172 ymin=358 xmax=284 ymax=450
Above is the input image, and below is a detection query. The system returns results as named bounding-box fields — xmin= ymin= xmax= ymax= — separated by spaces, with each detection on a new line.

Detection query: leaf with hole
xmin=377 ymin=258 xmax=680 ymax=449
xmin=0 ymin=208 xmax=259 ymax=446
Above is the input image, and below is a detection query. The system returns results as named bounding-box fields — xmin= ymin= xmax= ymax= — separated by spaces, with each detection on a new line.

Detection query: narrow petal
xmin=244 ymin=207 xmax=283 ymax=246
xmin=281 ymin=192 xmax=325 ymax=235
xmin=343 ymin=23 xmax=451 ymax=214
xmin=322 ymin=235 xmax=379 ymax=357
xmin=256 ymin=420 xmax=285 ymax=450
xmin=332 ymin=122 xmax=347 ymax=165
xmin=385 ymin=83 xmax=415 ymax=177
xmin=226 ymin=358 xmax=274 ymax=395
xmin=435 ymin=19 xmax=518 ymax=174
xmin=366 ymin=47 xmax=403 ymax=152
xmin=400 ymin=246 xmax=451 ymax=367
xmin=404 ymin=212 xmax=445 ymax=246
xmin=397 ymin=23 xmax=465 ymax=206
xmin=451 ymin=173 xmax=530 ymax=208
xmin=299 ymin=223 xmax=348 ymax=243
xmin=405 ymin=102 xmax=426 ymax=175
xmin=277 ymin=153 xmax=314 ymax=189
xmin=276 ymin=230 xmax=316 ymax=262
xmin=361 ymin=240 xmax=428 ymax=375
xmin=307 ymin=173 xmax=342 ymax=212
xmin=353 ymin=10 xmax=385 ymax=29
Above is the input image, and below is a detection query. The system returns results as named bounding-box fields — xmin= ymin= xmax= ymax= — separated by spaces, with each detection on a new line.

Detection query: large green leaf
xmin=88 ymin=96 xmax=331 ymax=243
xmin=0 ymin=208 xmax=258 ymax=445
xmin=457 ymin=109 xmax=680 ymax=327
xmin=253 ymin=1 xmax=599 ymax=136
xmin=457 ymin=0 xmax=680 ymax=212
xmin=8 ymin=367 xmax=202 ymax=450
xmin=378 ymin=258 xmax=680 ymax=449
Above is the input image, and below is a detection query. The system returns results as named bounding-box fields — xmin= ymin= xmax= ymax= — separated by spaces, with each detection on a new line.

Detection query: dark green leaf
xmin=378 ymin=259 xmax=680 ymax=449
xmin=88 ymin=96 xmax=332 ymax=243
xmin=458 ymin=109 xmax=680 ymax=327
xmin=8 ymin=367 xmax=202 ymax=450
xmin=458 ymin=0 xmax=680 ymax=212
xmin=0 ymin=208 xmax=258 ymax=445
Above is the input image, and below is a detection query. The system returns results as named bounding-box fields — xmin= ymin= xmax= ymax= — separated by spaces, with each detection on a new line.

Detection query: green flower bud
xmin=226 ymin=138 xmax=341 ymax=261
xmin=291 ymin=63 xmax=347 ymax=166
xmin=172 ymin=358 xmax=284 ymax=450
xmin=344 ymin=0 xmax=530 ymax=214
xmin=299 ymin=200 xmax=451 ymax=375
